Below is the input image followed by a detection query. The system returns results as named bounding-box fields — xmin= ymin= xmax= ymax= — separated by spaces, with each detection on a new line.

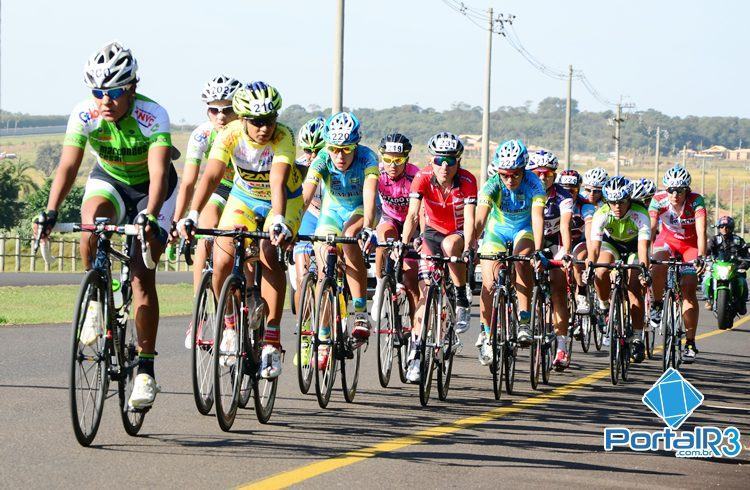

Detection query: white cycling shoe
xmin=79 ymin=301 xmax=103 ymax=346
xmin=128 ymin=373 xmax=160 ymax=410
xmin=260 ymin=345 xmax=282 ymax=379
xmin=219 ymin=329 xmax=238 ymax=367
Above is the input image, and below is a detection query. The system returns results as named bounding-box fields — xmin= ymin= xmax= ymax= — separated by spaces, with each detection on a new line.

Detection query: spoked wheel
xmin=590 ymin=286 xmax=603 ymax=351
xmin=118 ymin=312 xmax=145 ymax=436
xmin=580 ymin=313 xmax=592 ymax=353
xmin=376 ymin=276 xmax=395 ymax=388
xmin=529 ymin=286 xmax=544 ymax=390
xmin=504 ymin=296 xmax=518 ymax=395
xmin=69 ymin=269 xmax=109 ymax=447
xmin=341 ymin=329 xmax=362 ymax=404
xmin=608 ymin=290 xmax=622 ymax=385
xmin=252 ymin=311 xmax=278 ymax=424
xmin=419 ymin=288 xmax=438 ymax=406
xmin=643 ymin=324 xmax=655 ymax=360
xmin=437 ymin=299 xmax=456 ymax=401
xmin=213 ymin=276 xmax=244 ymax=432
xmin=296 ymin=273 xmax=316 ymax=394
xmin=491 ymin=291 xmax=505 ymax=400
xmin=662 ymin=294 xmax=676 ymax=372
xmin=541 ymin=298 xmax=554 ymax=385
xmin=314 ymin=281 xmax=338 ymax=408
xmin=673 ymin=300 xmax=685 ymax=368
xmin=620 ymin=301 xmax=632 ymax=382
xmin=191 ymin=271 xmax=216 ymax=415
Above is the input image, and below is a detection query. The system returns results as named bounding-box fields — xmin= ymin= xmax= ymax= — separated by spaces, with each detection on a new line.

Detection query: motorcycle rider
xmin=704 ymin=216 xmax=748 ymax=315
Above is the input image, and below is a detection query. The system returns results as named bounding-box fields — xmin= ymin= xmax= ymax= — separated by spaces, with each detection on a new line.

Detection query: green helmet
xmin=232 ymin=81 xmax=282 ymax=117
xmin=297 ymin=117 xmax=326 ymax=151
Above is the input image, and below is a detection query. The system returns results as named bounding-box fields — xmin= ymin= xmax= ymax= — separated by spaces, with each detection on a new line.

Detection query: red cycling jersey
xmin=649 ymin=190 xmax=706 ymax=242
xmin=409 ymin=166 xmax=478 ymax=235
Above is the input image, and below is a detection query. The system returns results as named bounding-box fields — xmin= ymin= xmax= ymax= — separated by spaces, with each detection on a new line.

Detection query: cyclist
xmin=650 ymin=165 xmax=707 ymax=363
xmin=581 ymin=167 xmax=608 ymax=209
xmin=292 ymin=116 xmax=326 ymax=308
xmin=301 ymin=112 xmax=379 ymax=359
xmin=370 ymin=133 xmax=420 ymax=324
xmin=172 ymin=75 xmax=241 ymax=348
xmin=631 ymin=178 xmax=657 ymax=209
xmin=527 ymin=150 xmax=574 ymax=370
xmin=181 ymin=81 xmax=302 ymax=379
xmin=587 ymin=176 xmax=651 ymax=361
xmin=472 ymin=139 xmax=544 ymax=367
xmin=35 ymin=41 xmax=176 ymax=409
xmin=557 ymin=169 xmax=596 ymax=330
xmin=401 ymin=132 xmax=477 ymax=382
xmin=704 ymin=216 xmax=748 ymax=314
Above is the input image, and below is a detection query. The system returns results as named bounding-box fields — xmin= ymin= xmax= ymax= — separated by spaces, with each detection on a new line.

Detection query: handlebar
xmin=296 ymin=234 xmax=359 ymax=245
xmin=477 ymin=253 xmax=531 ymax=262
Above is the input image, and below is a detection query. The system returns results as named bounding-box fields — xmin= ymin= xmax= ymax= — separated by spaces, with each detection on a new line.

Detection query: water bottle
xmin=112 ymin=278 xmax=123 ymax=310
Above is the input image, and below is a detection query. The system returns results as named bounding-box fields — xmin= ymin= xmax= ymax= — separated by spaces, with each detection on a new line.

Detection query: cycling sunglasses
xmin=207 ymin=105 xmax=234 ymax=116
xmin=584 ymin=187 xmax=603 ymax=194
xmin=432 ymin=156 xmax=458 ymax=167
xmin=382 ymin=155 xmax=408 ymax=165
xmin=327 ymin=144 xmax=357 ymax=155
xmin=667 ymin=187 xmax=687 ymax=195
xmin=91 ymin=85 xmax=131 ymax=100
xmin=244 ymin=114 xmax=277 ymax=127
xmin=532 ymin=169 xmax=555 ymax=178
xmin=498 ymin=169 xmax=524 ymax=180
xmin=607 ymin=197 xmax=630 ymax=205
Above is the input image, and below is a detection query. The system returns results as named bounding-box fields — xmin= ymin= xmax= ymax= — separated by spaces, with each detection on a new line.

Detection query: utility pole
xmin=730 ymin=177 xmax=735 ymax=217
xmin=682 ymin=144 xmax=687 ymax=167
xmin=654 ymin=126 xmax=661 ymax=185
xmin=613 ymin=103 xmax=623 ymax=175
xmin=701 ymin=157 xmax=706 ymax=195
xmin=742 ymin=183 xmax=747 ymax=237
xmin=715 ymin=167 xmax=720 ymax=224
xmin=332 ymin=0 xmax=345 ymax=114
xmin=480 ymin=8 xmax=494 ymax=185
xmin=564 ymin=65 xmax=573 ymax=169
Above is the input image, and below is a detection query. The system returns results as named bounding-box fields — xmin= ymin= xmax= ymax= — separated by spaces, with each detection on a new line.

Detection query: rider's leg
xmin=479 ymin=259 xmax=498 ymax=330
xmin=375 ymin=219 xmax=399 ymax=279
xmin=514 ymin=238 xmax=534 ymax=315
xmin=403 ymin=259 xmax=420 ymax=324
xmin=80 ymin=196 xmax=117 ymax=270
xmin=193 ymin=201 xmax=222 ymax=295
xmin=342 ymin=214 xmax=366 ymax=303
xmin=550 ymin=268 xmax=569 ymax=337
xmin=594 ymin=250 xmax=616 ymax=306
xmin=651 ymin=249 xmax=670 ymax=300
xmin=681 ymin=273 xmax=699 ymax=342
xmin=442 ymin=234 xmax=466 ymax=288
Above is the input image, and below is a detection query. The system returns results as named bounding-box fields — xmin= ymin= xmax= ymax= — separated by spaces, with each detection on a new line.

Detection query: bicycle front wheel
xmin=608 ymin=289 xmax=623 ymax=385
xmin=296 ymin=272 xmax=316 ymax=394
xmin=118 ymin=312 xmax=145 ymax=436
xmin=419 ymin=287 xmax=438 ymax=406
xmin=437 ymin=297 xmax=456 ymax=401
xmin=529 ymin=285 xmax=544 ymax=390
xmin=252 ymin=312 xmax=278 ymax=424
xmin=662 ymin=293 xmax=676 ymax=371
xmin=69 ymin=269 xmax=109 ymax=447
xmin=314 ymin=280 xmax=338 ymax=408
xmin=191 ymin=270 xmax=216 ymax=415
xmin=376 ymin=276 xmax=395 ymax=388
xmin=213 ymin=275 xmax=244 ymax=432
xmin=491 ymin=289 xmax=505 ymax=400
xmin=505 ymin=293 xmax=518 ymax=395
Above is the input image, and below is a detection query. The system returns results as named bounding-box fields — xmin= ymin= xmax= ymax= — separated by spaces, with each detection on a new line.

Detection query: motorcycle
xmin=707 ymin=251 xmax=747 ymax=330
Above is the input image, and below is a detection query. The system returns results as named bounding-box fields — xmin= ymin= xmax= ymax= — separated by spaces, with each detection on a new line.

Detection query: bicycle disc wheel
xmin=491 ymin=290 xmax=505 ymax=400
xmin=608 ymin=289 xmax=622 ymax=385
xmin=118 ymin=312 xmax=145 ymax=436
xmin=376 ymin=276 xmax=395 ymax=388
xmin=505 ymin=294 xmax=518 ymax=395
xmin=69 ymin=269 xmax=109 ymax=447
xmin=419 ymin=288 xmax=437 ymax=406
xmin=296 ymin=273 xmax=316 ymax=394
xmin=530 ymin=286 xmax=543 ymax=390
xmin=437 ymin=299 xmax=456 ymax=401
xmin=191 ymin=270 xmax=216 ymax=415
xmin=213 ymin=275 xmax=244 ymax=432
xmin=252 ymin=313 xmax=278 ymax=423
xmin=314 ymin=281 xmax=338 ymax=408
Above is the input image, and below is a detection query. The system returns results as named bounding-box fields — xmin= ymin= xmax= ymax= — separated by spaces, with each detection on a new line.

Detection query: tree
xmin=35 ymin=142 xmax=62 ymax=176
xmin=0 ymin=164 xmax=23 ymax=229
xmin=22 ymin=179 xmax=85 ymax=231
xmin=7 ymin=159 xmax=39 ymax=196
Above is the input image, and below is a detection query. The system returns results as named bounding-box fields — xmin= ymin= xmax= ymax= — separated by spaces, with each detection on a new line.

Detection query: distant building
xmin=696 ymin=145 xmax=729 ymax=159
xmin=727 ymin=149 xmax=750 ymax=161
xmin=459 ymin=134 xmax=498 ymax=157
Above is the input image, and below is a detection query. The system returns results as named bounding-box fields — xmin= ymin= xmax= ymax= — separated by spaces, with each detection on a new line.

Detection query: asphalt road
xmin=1 ymin=306 xmax=748 ymax=489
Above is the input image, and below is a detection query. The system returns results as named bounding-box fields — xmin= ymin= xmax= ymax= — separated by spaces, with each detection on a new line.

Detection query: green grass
xmin=0 ymin=283 xmax=193 ymax=325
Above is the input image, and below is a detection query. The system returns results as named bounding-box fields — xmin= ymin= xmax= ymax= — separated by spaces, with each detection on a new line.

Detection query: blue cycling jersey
xmin=478 ymin=171 xmax=546 ymax=232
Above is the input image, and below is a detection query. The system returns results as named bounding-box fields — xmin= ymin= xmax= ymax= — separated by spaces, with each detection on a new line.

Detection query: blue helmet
xmin=603 ymin=176 xmax=633 ymax=202
xmin=490 ymin=139 xmax=528 ymax=175
xmin=323 ymin=111 xmax=361 ymax=145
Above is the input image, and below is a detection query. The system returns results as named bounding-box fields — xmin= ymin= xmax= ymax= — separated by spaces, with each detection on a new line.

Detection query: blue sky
xmin=1 ymin=0 xmax=747 ymax=123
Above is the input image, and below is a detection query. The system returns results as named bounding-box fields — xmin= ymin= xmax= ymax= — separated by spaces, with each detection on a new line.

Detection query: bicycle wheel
xmin=590 ymin=285 xmax=603 ymax=351
xmin=505 ymin=293 xmax=518 ymax=395
xmin=662 ymin=293 xmax=675 ymax=371
xmin=541 ymin=296 xmax=554 ymax=385
xmin=118 ymin=312 xmax=145 ymax=436
xmin=491 ymin=289 xmax=505 ymax=400
xmin=419 ymin=287 xmax=438 ymax=406
xmin=608 ymin=289 xmax=622 ymax=385
xmin=396 ymin=297 xmax=412 ymax=385
xmin=437 ymin=296 xmax=456 ymax=401
xmin=341 ymin=328 xmax=361 ymax=403
xmin=213 ymin=275 xmax=244 ymax=432
xmin=191 ymin=270 xmax=216 ymax=415
xmin=376 ymin=276 xmax=395 ymax=388
xmin=238 ymin=373 xmax=252 ymax=409
xmin=529 ymin=285 xmax=544 ymax=390
xmin=620 ymin=299 xmax=632 ymax=382
xmin=69 ymin=269 xmax=109 ymax=447
xmin=252 ymin=312 xmax=278 ymax=423
xmin=580 ymin=312 xmax=592 ymax=353
xmin=296 ymin=272 xmax=316 ymax=394
xmin=673 ymin=297 xmax=685 ymax=368
xmin=314 ymin=281 xmax=338 ymax=408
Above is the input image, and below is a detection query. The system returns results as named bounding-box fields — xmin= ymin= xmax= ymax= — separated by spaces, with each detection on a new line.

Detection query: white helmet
xmin=662 ymin=165 xmax=691 ymax=188
xmin=83 ymin=41 xmax=138 ymax=89
xmin=631 ymin=178 xmax=657 ymax=201
xmin=603 ymin=176 xmax=632 ymax=202
xmin=527 ymin=150 xmax=559 ymax=171
xmin=583 ymin=167 xmax=608 ymax=188
xmin=201 ymin=75 xmax=242 ymax=103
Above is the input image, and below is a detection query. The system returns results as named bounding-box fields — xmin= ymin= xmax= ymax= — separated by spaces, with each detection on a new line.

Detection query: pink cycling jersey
xmin=379 ymin=162 xmax=419 ymax=223
xmin=649 ymin=190 xmax=706 ymax=242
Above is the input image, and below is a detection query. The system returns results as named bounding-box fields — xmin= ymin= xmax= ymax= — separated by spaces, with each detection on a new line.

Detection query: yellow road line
xmin=240 ymin=323 xmax=742 ymax=490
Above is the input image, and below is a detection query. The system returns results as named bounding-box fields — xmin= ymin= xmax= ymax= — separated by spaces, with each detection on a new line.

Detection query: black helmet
xmin=379 ymin=132 xmax=412 ymax=155
xmin=717 ymin=216 xmax=735 ymax=232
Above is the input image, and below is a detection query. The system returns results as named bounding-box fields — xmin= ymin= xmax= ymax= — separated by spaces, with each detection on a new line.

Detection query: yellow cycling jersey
xmin=208 ymin=120 xmax=302 ymax=200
